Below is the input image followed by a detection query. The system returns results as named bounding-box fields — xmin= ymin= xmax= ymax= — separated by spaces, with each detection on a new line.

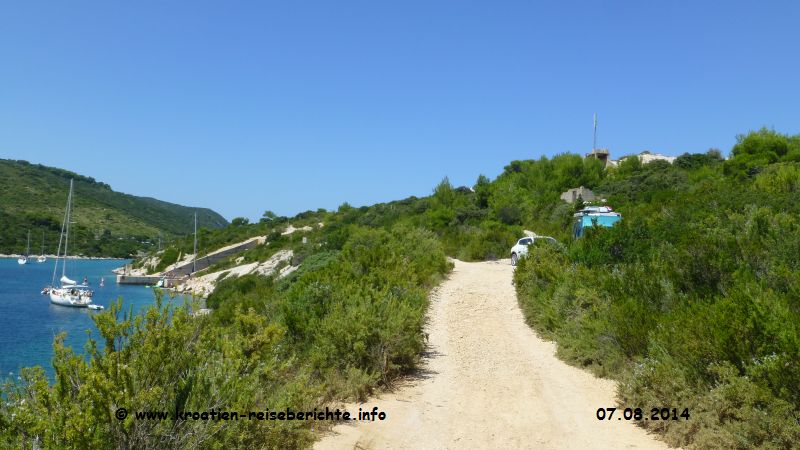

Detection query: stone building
xmin=637 ymin=151 xmax=676 ymax=164
xmin=560 ymin=186 xmax=597 ymax=204
xmin=586 ymin=149 xmax=676 ymax=168
xmin=585 ymin=148 xmax=610 ymax=167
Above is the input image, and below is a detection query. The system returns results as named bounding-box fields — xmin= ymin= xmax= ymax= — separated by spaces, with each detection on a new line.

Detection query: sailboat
xmin=17 ymin=230 xmax=30 ymax=265
xmin=46 ymin=179 xmax=93 ymax=307
xmin=37 ymin=231 xmax=46 ymax=263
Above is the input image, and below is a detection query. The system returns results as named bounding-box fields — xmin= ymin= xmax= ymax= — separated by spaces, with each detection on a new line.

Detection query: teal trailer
xmin=572 ymin=208 xmax=622 ymax=238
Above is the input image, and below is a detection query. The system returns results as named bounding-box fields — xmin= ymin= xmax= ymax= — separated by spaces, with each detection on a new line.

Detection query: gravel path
xmin=314 ymin=259 xmax=672 ymax=449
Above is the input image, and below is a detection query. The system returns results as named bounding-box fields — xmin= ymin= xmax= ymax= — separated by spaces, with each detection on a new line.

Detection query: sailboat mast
xmin=26 ymin=230 xmax=30 ymax=256
xmin=63 ymin=180 xmax=73 ymax=278
xmin=52 ymin=179 xmax=72 ymax=286
xmin=193 ymin=212 xmax=197 ymax=273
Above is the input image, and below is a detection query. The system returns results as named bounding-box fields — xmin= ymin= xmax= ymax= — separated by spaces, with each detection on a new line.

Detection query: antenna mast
xmin=593 ymin=113 xmax=598 ymax=151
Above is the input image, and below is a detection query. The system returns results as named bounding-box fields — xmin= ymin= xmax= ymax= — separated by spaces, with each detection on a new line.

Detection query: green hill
xmin=0 ymin=159 xmax=228 ymax=257
xmin=3 ymin=129 xmax=799 ymax=448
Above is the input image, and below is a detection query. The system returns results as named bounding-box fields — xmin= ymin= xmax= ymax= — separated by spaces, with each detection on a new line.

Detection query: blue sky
xmin=2 ymin=1 xmax=798 ymax=221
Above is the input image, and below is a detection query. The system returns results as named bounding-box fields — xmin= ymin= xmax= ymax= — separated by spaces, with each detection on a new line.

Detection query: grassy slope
xmin=0 ymin=159 xmax=228 ymax=255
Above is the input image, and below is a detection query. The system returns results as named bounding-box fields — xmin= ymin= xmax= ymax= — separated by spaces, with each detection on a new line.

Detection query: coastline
xmin=0 ymin=254 xmax=128 ymax=260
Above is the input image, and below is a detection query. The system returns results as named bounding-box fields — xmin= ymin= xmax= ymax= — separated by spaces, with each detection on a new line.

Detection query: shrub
xmin=513 ymin=136 xmax=800 ymax=447
xmin=2 ymin=224 xmax=450 ymax=448
xmin=152 ymin=246 xmax=180 ymax=273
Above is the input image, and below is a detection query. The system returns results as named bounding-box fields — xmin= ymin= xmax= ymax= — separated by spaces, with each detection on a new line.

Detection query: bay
xmin=0 ymin=257 xmax=168 ymax=379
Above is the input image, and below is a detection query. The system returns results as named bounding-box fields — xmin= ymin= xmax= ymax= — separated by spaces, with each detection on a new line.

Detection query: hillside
xmin=2 ymin=128 xmax=799 ymax=448
xmin=0 ymin=159 xmax=228 ymax=257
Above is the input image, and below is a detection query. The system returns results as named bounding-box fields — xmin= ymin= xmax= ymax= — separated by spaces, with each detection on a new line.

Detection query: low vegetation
xmin=2 ymin=128 xmax=798 ymax=448
xmin=0 ymin=226 xmax=449 ymax=448
xmin=514 ymin=129 xmax=800 ymax=447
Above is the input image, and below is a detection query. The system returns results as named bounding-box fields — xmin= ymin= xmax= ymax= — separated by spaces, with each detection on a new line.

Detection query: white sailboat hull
xmin=49 ymin=289 xmax=92 ymax=308
xmin=18 ymin=257 xmax=28 ymax=265
xmin=37 ymin=256 xmax=46 ymax=263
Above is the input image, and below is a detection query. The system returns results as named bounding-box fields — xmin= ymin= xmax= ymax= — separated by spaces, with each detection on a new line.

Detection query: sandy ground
xmin=314 ymin=259 xmax=672 ymax=450
xmin=155 ymin=235 xmax=268 ymax=276
xmin=177 ymin=249 xmax=293 ymax=296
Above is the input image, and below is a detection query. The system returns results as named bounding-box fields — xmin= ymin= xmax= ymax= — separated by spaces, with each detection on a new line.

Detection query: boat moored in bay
xmin=17 ymin=230 xmax=30 ymax=265
xmin=47 ymin=179 xmax=93 ymax=308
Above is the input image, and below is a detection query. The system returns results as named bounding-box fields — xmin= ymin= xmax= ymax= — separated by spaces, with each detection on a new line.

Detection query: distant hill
xmin=0 ymin=159 xmax=228 ymax=257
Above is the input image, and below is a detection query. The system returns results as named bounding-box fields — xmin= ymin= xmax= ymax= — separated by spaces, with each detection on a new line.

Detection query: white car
xmin=510 ymin=236 xmax=557 ymax=266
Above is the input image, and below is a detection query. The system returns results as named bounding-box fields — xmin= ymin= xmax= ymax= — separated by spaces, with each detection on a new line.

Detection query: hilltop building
xmin=560 ymin=186 xmax=597 ymax=204
xmin=585 ymin=149 xmax=676 ymax=168
xmin=637 ymin=151 xmax=676 ymax=164
xmin=585 ymin=148 xmax=610 ymax=167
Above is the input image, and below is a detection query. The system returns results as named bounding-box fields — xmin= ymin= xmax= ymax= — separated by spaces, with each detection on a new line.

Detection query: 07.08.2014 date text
xmin=596 ymin=407 xmax=690 ymax=421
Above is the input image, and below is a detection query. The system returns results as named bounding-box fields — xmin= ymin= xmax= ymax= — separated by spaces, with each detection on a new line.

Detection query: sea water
xmin=0 ymin=257 xmax=173 ymax=379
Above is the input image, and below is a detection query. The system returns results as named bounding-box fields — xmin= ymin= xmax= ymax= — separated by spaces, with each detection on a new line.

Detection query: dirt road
xmin=315 ymin=259 xmax=671 ymax=449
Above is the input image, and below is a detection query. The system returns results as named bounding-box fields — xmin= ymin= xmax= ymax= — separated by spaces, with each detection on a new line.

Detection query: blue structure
xmin=572 ymin=207 xmax=622 ymax=238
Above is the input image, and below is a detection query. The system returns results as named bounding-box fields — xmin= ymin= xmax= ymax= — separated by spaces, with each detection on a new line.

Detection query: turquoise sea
xmin=0 ymin=257 xmax=166 ymax=379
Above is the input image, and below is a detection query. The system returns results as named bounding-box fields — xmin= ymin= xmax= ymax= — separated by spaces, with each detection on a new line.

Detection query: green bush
xmin=2 ymin=225 xmax=450 ymax=448
xmin=514 ymin=145 xmax=800 ymax=447
xmin=152 ymin=246 xmax=180 ymax=273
